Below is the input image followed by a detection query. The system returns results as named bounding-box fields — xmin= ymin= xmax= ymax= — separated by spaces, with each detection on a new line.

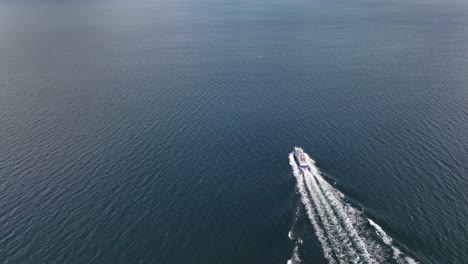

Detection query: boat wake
xmin=287 ymin=152 xmax=418 ymax=264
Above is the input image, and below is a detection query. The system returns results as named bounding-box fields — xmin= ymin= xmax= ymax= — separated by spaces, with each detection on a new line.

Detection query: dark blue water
xmin=1 ymin=0 xmax=468 ymax=263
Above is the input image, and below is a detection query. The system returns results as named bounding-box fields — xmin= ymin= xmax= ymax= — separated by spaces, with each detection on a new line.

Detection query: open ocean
xmin=1 ymin=0 xmax=468 ymax=263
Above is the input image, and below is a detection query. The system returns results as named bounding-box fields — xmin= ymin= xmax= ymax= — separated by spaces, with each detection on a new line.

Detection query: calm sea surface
xmin=1 ymin=0 xmax=468 ymax=263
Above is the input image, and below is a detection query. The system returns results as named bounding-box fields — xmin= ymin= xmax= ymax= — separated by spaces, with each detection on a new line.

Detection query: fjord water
xmin=1 ymin=0 xmax=468 ymax=263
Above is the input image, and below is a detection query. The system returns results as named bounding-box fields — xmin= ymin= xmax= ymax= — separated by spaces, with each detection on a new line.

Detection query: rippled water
xmin=1 ymin=0 xmax=468 ymax=263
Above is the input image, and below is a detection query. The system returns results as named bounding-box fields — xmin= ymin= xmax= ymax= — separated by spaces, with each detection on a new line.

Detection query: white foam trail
xmin=289 ymin=151 xmax=418 ymax=264
xmin=289 ymin=154 xmax=337 ymax=264
xmin=287 ymin=206 xmax=300 ymax=263
xmin=368 ymin=219 xmax=392 ymax=245
xmin=368 ymin=219 xmax=419 ymax=264
xmin=291 ymin=154 xmax=365 ymax=263
xmin=302 ymin=168 xmax=361 ymax=262
xmin=287 ymin=245 xmax=301 ymax=264
xmin=307 ymin=165 xmax=386 ymax=262
xmin=306 ymin=155 xmax=373 ymax=262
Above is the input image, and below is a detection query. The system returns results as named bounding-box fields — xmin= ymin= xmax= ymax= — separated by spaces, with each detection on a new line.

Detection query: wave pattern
xmin=288 ymin=153 xmax=418 ymax=264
